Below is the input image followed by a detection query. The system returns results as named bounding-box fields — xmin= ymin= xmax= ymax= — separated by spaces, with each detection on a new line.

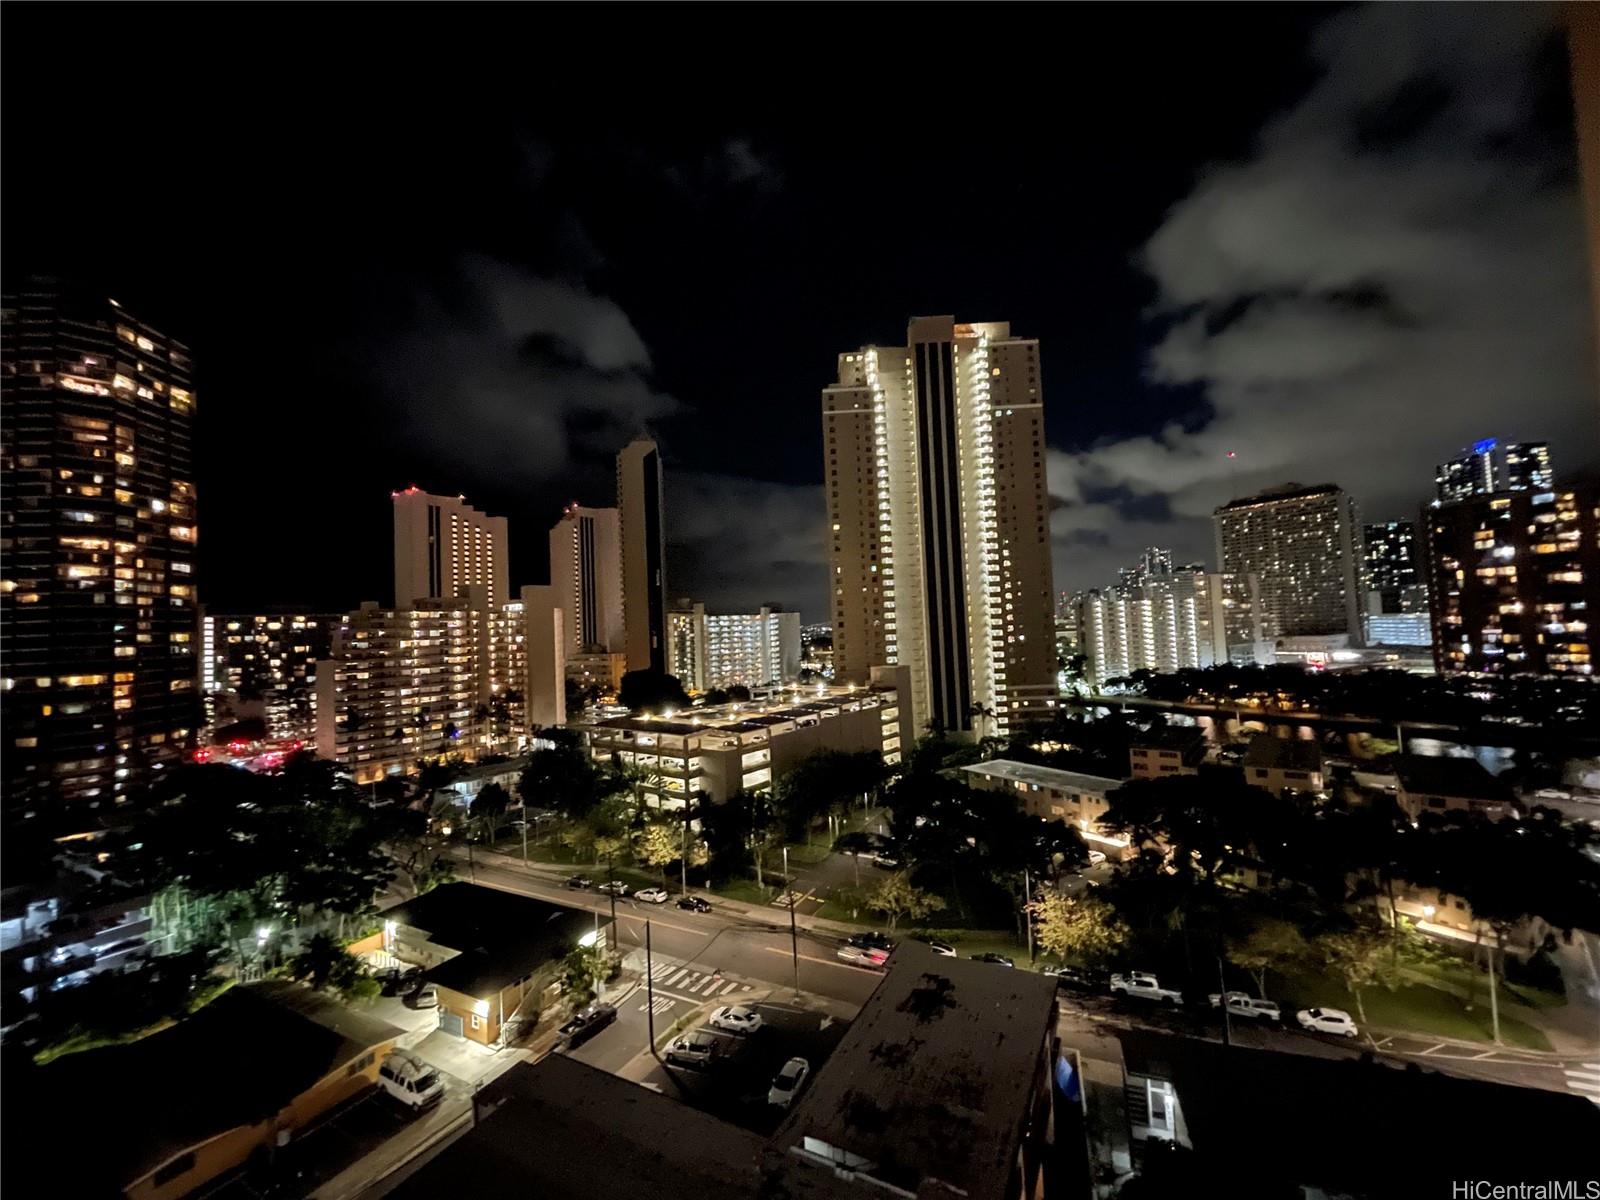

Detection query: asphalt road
xmin=457 ymin=852 xmax=1599 ymax=1105
xmin=465 ymin=856 xmax=884 ymax=1009
xmin=1057 ymin=987 xmax=1600 ymax=1104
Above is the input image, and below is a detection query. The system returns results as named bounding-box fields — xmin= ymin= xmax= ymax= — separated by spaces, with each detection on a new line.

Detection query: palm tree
xmin=967 ymin=702 xmax=996 ymax=742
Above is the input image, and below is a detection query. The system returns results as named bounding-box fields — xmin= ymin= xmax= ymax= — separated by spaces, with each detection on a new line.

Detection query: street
xmin=1055 ymin=987 xmax=1600 ymax=1105
xmin=464 ymin=855 xmax=885 ymax=1010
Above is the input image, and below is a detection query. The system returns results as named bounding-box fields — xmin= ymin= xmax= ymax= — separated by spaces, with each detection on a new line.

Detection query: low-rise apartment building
xmin=372 ymin=883 xmax=605 ymax=1046
xmin=1394 ymin=755 xmax=1519 ymax=822
xmin=1242 ymin=734 xmax=1325 ymax=794
xmin=963 ymin=759 xmax=1130 ymax=860
xmin=1129 ymin=726 xmax=1207 ymax=779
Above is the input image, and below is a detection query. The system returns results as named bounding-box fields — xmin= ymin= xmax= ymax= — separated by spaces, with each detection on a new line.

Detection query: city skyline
xmin=4 ymin=6 xmax=1594 ymax=624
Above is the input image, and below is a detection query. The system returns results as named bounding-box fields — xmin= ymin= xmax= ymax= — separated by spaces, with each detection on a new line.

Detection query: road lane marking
xmin=764 ymin=946 xmax=882 ymax=974
xmin=664 ymin=968 xmax=689 ymax=987
xmin=718 ymin=980 xmax=740 ymax=995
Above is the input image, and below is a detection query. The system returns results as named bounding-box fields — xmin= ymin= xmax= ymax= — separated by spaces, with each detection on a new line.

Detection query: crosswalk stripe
xmin=665 ymin=968 xmax=688 ymax=987
xmin=1565 ymin=1079 xmax=1600 ymax=1094
xmin=1564 ymin=1070 xmax=1600 ymax=1083
xmin=696 ymin=976 xmax=723 ymax=994
xmin=652 ymin=961 xmax=679 ymax=980
xmin=1583 ymin=1063 xmax=1600 ymax=1071
xmin=719 ymin=980 xmax=740 ymax=995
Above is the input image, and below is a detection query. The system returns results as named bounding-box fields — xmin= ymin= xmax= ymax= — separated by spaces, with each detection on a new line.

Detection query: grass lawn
xmin=780 ymin=841 xmax=833 ymax=867
xmin=710 ymin=878 xmax=778 ymax=906
xmin=1273 ymin=967 xmax=1552 ymax=1051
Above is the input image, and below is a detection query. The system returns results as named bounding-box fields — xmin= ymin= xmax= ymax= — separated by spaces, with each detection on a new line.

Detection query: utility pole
xmin=645 ymin=920 xmax=659 ymax=1059
xmin=1217 ymin=955 xmax=1233 ymax=1049
xmin=789 ymin=883 xmax=801 ymax=1000
xmin=606 ymin=855 xmax=618 ymax=953
xmin=1024 ymin=867 xmax=1035 ymax=962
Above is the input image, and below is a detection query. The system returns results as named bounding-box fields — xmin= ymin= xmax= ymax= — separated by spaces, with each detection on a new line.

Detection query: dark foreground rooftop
xmin=388 ymin=1053 xmax=766 ymax=1199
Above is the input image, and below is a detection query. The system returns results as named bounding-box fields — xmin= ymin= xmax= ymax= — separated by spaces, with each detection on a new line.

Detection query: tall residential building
xmin=1214 ymin=483 xmax=1365 ymax=643
xmin=1435 ymin=440 xmax=1553 ymax=504
xmin=667 ymin=600 xmax=708 ymax=692
xmin=1119 ymin=546 xmax=1174 ymax=587
xmin=315 ymin=600 xmax=487 ymax=783
xmin=617 ymin=439 xmax=666 ymax=674
xmin=1423 ymin=480 xmax=1599 ymax=675
xmin=1 ymin=284 xmax=201 ymax=823
xmin=515 ymin=584 xmax=566 ymax=730
xmin=822 ymin=316 xmax=1055 ymax=736
xmin=706 ymin=607 xmax=800 ymax=690
xmin=1363 ymin=520 xmax=1424 ymax=613
xmin=202 ymin=612 xmax=338 ymax=744
xmin=548 ymin=502 xmax=623 ymax=657
xmin=668 ymin=602 xmax=801 ymax=692
xmin=1073 ymin=571 xmax=1264 ymax=687
xmin=392 ymin=488 xmax=509 ymax=608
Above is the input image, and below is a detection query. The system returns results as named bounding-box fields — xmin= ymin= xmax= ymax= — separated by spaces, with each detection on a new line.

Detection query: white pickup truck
xmin=1109 ymin=971 xmax=1184 ymax=1006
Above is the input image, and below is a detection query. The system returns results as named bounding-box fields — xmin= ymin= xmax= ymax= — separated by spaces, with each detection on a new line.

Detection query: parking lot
xmin=640 ymin=1000 xmax=850 ymax=1135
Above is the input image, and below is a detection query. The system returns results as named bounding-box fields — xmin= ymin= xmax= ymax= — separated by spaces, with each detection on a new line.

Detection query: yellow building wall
xmin=125 ymin=1041 xmax=393 ymax=1200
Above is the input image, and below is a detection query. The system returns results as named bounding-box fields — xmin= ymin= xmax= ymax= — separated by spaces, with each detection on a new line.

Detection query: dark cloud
xmin=373 ymin=255 xmax=676 ymax=487
xmin=666 ymin=472 xmax=825 ymax=617
xmin=1049 ymin=4 xmax=1597 ymax=593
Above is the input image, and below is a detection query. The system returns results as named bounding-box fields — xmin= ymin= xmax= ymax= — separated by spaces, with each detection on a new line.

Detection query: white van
xmin=377 ymin=1050 xmax=445 ymax=1110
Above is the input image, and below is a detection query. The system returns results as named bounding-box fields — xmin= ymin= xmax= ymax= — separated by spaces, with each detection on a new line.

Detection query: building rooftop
xmin=1242 ymin=735 xmax=1324 ymax=773
xmin=387 ymin=1054 xmax=766 ymax=1200
xmin=771 ymin=942 xmax=1058 ymax=1200
xmin=1129 ymin=726 xmax=1208 ymax=753
xmin=382 ymin=883 xmax=600 ymax=997
xmin=1394 ymin=755 xmax=1517 ymax=803
xmin=1117 ymin=1027 xmax=1599 ymax=1193
xmin=963 ymin=758 xmax=1123 ymax=795
xmin=1216 ymin=482 xmax=1341 ymax=512
xmin=29 ymin=982 xmax=402 ymax=1193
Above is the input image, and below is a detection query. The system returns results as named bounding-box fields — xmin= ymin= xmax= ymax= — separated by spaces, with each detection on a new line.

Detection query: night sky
xmin=5 ymin=6 xmax=1594 ymax=623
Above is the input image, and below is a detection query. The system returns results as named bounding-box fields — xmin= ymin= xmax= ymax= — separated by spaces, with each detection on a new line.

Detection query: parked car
xmin=407 ymin=983 xmax=439 ymax=1010
xmin=768 ymin=1057 xmax=810 ymax=1108
xmin=837 ymin=944 xmax=890 ymax=968
xmin=377 ymin=1051 xmax=444 ymax=1110
xmin=376 ymin=966 xmax=421 ymax=997
xmin=565 ymin=875 xmax=593 ymax=890
xmin=1085 ymin=850 xmax=1108 ymax=866
xmin=635 ymin=887 xmax=669 ymax=905
xmin=596 ymin=880 xmax=629 ymax=897
xmin=1209 ymin=991 xmax=1282 ymax=1022
xmin=1044 ymin=965 xmax=1108 ymax=992
xmin=709 ymin=1004 xmax=763 ymax=1034
xmin=666 ymin=1029 xmax=722 ymax=1068
xmin=970 ymin=952 xmax=1015 ymax=968
xmin=847 ymin=931 xmax=895 ymax=952
xmin=1109 ymin=972 xmax=1183 ymax=1005
xmin=1296 ymin=1007 xmax=1359 ymax=1038
xmin=555 ymin=1003 xmax=618 ymax=1051
xmin=871 ymin=852 xmax=901 ymax=869
xmin=676 ymin=896 xmax=713 ymax=913
xmin=913 ymin=935 xmax=956 ymax=957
